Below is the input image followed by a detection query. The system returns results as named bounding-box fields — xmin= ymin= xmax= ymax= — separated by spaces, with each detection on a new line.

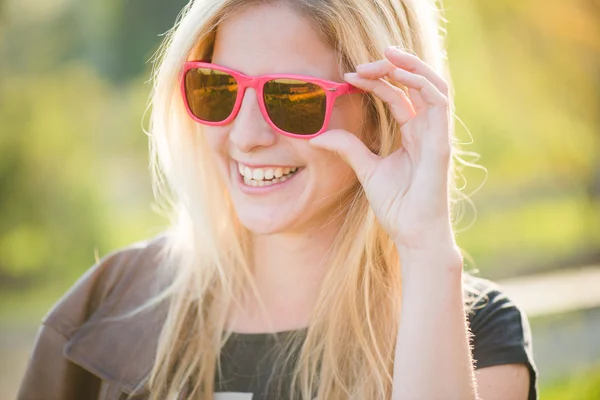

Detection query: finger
xmin=389 ymin=67 xmax=447 ymax=109
xmin=344 ymin=73 xmax=416 ymax=124
xmin=356 ymin=59 xmax=398 ymax=79
xmin=384 ymin=46 xmax=449 ymax=97
xmin=355 ymin=60 xmax=428 ymax=112
xmin=356 ymin=50 xmax=449 ymax=98
xmin=309 ymin=129 xmax=380 ymax=184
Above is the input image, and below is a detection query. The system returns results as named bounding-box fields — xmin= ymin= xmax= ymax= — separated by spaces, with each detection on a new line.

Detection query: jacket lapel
xmin=63 ymin=302 xmax=167 ymax=395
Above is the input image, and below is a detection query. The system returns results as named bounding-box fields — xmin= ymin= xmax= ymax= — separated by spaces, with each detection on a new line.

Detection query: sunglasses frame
xmin=181 ymin=61 xmax=362 ymax=139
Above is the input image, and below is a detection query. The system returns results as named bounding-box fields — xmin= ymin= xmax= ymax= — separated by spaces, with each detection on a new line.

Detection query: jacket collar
xmin=59 ymin=235 xmax=170 ymax=395
xmin=64 ymin=302 xmax=166 ymax=395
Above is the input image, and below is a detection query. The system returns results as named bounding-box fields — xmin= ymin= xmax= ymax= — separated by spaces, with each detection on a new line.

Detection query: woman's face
xmin=203 ymin=3 xmax=366 ymax=235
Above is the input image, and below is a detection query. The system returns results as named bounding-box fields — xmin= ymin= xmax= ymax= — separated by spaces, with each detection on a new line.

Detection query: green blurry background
xmin=1 ymin=0 xmax=599 ymax=398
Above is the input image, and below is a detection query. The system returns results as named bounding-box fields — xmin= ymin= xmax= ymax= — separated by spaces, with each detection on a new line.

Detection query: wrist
xmin=396 ymin=242 xmax=464 ymax=273
xmin=393 ymin=218 xmax=456 ymax=254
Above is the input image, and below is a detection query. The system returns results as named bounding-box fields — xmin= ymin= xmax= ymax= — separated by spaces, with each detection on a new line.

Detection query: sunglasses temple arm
xmin=347 ymin=85 xmax=365 ymax=94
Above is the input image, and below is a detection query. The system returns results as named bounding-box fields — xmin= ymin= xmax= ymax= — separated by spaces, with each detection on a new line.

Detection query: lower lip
xmin=235 ymin=167 xmax=303 ymax=194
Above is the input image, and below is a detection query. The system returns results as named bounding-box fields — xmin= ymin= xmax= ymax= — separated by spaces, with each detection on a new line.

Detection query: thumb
xmin=309 ymin=129 xmax=380 ymax=183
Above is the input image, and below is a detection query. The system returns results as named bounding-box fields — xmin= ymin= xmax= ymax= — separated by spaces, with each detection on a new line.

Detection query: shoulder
xmin=462 ymin=273 xmax=534 ymax=365
xmin=37 ymin=234 xmax=169 ymax=395
xmin=463 ymin=272 xmax=539 ymax=399
xmin=43 ymin=233 xmax=168 ymax=338
xmin=19 ymin=234 xmax=170 ymax=399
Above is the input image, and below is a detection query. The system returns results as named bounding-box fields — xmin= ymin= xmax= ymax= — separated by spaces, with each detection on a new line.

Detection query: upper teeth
xmin=238 ymin=163 xmax=298 ymax=181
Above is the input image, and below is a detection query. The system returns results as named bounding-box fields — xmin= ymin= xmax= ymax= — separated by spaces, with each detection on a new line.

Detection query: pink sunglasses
xmin=181 ymin=61 xmax=362 ymax=138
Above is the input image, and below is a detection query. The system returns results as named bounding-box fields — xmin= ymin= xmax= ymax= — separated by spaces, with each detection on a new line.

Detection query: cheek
xmin=303 ymin=98 xmax=367 ymax=200
xmin=203 ymin=127 xmax=230 ymax=177
xmin=310 ymin=147 xmax=358 ymax=200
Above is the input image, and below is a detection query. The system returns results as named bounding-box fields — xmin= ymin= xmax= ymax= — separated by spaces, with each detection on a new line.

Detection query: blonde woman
xmin=18 ymin=0 xmax=537 ymax=399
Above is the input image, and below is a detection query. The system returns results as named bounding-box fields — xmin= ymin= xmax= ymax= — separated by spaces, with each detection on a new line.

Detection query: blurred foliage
xmin=446 ymin=0 xmax=600 ymax=276
xmin=0 ymin=0 xmax=187 ymax=288
xmin=0 ymin=0 xmax=599 ymax=292
xmin=540 ymin=364 xmax=600 ymax=400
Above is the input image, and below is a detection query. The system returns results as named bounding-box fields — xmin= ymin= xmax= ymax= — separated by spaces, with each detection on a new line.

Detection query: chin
xmin=233 ymin=203 xmax=308 ymax=235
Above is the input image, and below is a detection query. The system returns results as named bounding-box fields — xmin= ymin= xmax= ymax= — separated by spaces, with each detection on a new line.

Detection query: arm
xmin=391 ymin=250 xmax=534 ymax=400
xmin=391 ymin=247 xmax=477 ymax=400
xmin=476 ymin=364 xmax=530 ymax=400
xmin=309 ymin=45 xmax=533 ymax=400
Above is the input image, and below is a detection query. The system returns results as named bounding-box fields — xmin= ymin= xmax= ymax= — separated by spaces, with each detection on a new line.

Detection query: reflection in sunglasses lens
xmin=185 ymin=68 xmax=238 ymax=122
xmin=263 ymin=79 xmax=326 ymax=135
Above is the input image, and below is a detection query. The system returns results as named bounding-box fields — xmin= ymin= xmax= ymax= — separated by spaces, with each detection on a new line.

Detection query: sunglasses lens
xmin=184 ymin=68 xmax=238 ymax=122
xmin=263 ymin=79 xmax=327 ymax=136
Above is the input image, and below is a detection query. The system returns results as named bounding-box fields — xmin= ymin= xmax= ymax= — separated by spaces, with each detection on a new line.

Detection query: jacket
xmin=18 ymin=236 xmax=168 ymax=400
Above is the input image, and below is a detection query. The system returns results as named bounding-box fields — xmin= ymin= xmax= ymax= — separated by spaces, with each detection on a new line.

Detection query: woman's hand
xmin=312 ymin=48 xmax=477 ymax=400
xmin=310 ymin=46 xmax=458 ymax=258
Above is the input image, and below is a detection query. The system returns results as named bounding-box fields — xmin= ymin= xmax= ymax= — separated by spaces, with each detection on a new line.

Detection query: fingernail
xmin=355 ymin=63 xmax=369 ymax=72
xmin=387 ymin=45 xmax=404 ymax=53
xmin=344 ymin=72 xmax=359 ymax=80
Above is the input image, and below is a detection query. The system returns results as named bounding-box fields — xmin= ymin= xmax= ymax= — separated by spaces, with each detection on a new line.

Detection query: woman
xmin=18 ymin=0 xmax=538 ymax=399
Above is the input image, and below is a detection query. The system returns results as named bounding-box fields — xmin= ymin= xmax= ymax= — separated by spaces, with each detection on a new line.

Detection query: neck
xmin=231 ymin=220 xmax=342 ymax=333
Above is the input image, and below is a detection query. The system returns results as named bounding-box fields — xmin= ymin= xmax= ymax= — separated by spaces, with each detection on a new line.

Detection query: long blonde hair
xmin=147 ymin=0 xmax=455 ymax=398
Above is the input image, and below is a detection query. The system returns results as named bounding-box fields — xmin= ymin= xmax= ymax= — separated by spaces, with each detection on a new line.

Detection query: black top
xmin=214 ymin=274 xmax=538 ymax=400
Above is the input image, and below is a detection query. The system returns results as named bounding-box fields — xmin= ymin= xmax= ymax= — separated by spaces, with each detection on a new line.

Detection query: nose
xmin=229 ymin=88 xmax=277 ymax=153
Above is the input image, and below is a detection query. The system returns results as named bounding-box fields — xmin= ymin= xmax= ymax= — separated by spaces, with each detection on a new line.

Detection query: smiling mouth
xmin=237 ymin=162 xmax=301 ymax=187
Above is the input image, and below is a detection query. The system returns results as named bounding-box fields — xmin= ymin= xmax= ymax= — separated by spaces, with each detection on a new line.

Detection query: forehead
xmin=211 ymin=3 xmax=340 ymax=80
